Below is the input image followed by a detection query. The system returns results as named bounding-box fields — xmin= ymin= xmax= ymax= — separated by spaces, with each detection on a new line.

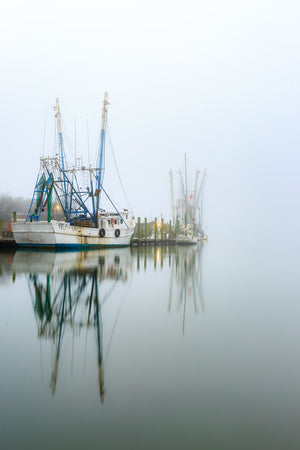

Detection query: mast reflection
xmin=133 ymin=243 xmax=206 ymax=333
xmin=12 ymin=249 xmax=133 ymax=402
xmin=168 ymin=244 xmax=205 ymax=334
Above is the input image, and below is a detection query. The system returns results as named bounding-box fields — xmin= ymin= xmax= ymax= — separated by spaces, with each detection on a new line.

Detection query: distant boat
xmin=170 ymin=154 xmax=207 ymax=245
xmin=176 ymin=232 xmax=198 ymax=245
xmin=12 ymin=93 xmax=135 ymax=248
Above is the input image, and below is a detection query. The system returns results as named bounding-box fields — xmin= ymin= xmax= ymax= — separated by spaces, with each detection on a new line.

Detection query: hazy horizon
xmin=1 ymin=0 xmax=300 ymax=239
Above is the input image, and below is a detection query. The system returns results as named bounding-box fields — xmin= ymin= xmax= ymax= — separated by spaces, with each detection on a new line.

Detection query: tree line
xmin=0 ymin=193 xmax=31 ymax=223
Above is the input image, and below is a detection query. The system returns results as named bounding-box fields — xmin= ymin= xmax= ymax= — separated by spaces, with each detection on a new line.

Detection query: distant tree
xmin=0 ymin=193 xmax=31 ymax=223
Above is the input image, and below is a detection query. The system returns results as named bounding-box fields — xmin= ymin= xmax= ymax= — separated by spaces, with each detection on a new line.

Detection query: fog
xmin=1 ymin=0 xmax=300 ymax=241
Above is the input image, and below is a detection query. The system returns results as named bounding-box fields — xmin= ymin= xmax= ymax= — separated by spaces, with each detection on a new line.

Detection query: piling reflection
xmin=4 ymin=244 xmax=205 ymax=400
xmin=133 ymin=243 xmax=206 ymax=332
xmin=11 ymin=249 xmax=133 ymax=402
xmin=0 ymin=250 xmax=16 ymax=282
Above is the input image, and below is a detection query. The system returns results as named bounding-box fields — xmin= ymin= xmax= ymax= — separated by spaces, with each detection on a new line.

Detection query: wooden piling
xmin=137 ymin=246 xmax=140 ymax=271
xmin=154 ymin=218 xmax=158 ymax=241
xmin=169 ymin=220 xmax=172 ymax=239
xmin=131 ymin=216 xmax=178 ymax=246
xmin=137 ymin=217 xmax=141 ymax=240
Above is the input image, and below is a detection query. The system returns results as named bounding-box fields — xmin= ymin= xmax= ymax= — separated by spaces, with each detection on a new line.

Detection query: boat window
xmin=108 ymin=219 xmax=110 ymax=225
xmin=121 ymin=219 xmax=123 ymax=224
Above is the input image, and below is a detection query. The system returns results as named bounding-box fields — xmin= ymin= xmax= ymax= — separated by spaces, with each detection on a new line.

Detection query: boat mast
xmin=177 ymin=169 xmax=185 ymax=228
xmin=194 ymin=169 xmax=207 ymax=234
xmin=95 ymin=92 xmax=109 ymax=227
xmin=193 ymin=170 xmax=200 ymax=214
xmin=184 ymin=153 xmax=188 ymax=226
xmin=54 ymin=98 xmax=69 ymax=220
xmin=199 ymin=169 xmax=207 ymax=234
xmin=169 ymin=170 xmax=175 ymax=226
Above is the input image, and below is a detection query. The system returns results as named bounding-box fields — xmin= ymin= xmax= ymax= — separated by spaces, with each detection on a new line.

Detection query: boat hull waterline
xmin=12 ymin=220 xmax=135 ymax=248
xmin=176 ymin=235 xmax=198 ymax=245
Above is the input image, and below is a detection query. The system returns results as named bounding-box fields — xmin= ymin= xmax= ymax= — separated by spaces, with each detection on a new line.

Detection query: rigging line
xmin=26 ymin=274 xmax=41 ymax=328
xmin=59 ymin=118 xmax=78 ymax=170
xmin=74 ymin=118 xmax=77 ymax=166
xmin=104 ymin=276 xmax=133 ymax=364
xmin=52 ymin=118 xmax=56 ymax=157
xmin=101 ymin=186 xmax=129 ymax=228
xmin=42 ymin=108 xmax=48 ymax=158
xmin=94 ymin=133 xmax=101 ymax=168
xmin=86 ymin=119 xmax=90 ymax=166
xmin=61 ymin=119 xmax=76 ymax=163
xmin=99 ymin=277 xmax=121 ymax=307
xmin=107 ymin=125 xmax=133 ymax=212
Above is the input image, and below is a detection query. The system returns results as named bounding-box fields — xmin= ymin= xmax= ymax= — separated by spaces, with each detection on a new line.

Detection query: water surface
xmin=0 ymin=237 xmax=299 ymax=450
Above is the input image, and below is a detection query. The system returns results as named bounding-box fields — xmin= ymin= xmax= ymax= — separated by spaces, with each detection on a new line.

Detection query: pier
xmin=0 ymin=236 xmax=176 ymax=248
xmin=0 ymin=237 xmax=17 ymax=249
xmin=0 ymin=216 xmax=200 ymax=248
xmin=131 ymin=238 xmax=176 ymax=246
xmin=0 ymin=220 xmax=17 ymax=248
xmin=132 ymin=217 xmax=177 ymax=246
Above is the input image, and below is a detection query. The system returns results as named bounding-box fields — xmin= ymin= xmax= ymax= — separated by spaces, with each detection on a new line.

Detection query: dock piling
xmin=137 ymin=217 xmax=141 ymax=240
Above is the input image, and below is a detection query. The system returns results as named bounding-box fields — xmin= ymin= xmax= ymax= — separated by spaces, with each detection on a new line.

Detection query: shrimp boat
xmin=12 ymin=93 xmax=135 ymax=248
xmin=170 ymin=154 xmax=207 ymax=245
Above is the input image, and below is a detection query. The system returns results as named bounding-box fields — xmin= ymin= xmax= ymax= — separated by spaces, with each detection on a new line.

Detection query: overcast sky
xmin=1 ymin=0 xmax=300 ymax=239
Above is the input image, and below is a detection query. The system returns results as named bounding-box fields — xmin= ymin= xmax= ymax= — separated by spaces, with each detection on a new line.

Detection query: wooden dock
xmin=131 ymin=238 xmax=176 ymax=246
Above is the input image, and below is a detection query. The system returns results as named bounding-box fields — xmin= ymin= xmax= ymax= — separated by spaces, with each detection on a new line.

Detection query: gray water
xmin=0 ymin=233 xmax=299 ymax=450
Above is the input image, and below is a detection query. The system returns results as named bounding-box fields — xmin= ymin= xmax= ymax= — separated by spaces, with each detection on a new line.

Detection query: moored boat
xmin=176 ymin=225 xmax=198 ymax=245
xmin=12 ymin=94 xmax=135 ymax=248
xmin=170 ymin=154 xmax=207 ymax=245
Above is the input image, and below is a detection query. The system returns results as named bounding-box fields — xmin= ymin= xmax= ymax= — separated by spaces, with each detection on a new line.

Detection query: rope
xmin=107 ymin=125 xmax=133 ymax=212
xmin=104 ymin=276 xmax=133 ymax=364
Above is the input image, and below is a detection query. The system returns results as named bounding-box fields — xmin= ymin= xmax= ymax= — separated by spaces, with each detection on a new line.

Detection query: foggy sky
xmin=1 ymin=0 xmax=300 ymax=240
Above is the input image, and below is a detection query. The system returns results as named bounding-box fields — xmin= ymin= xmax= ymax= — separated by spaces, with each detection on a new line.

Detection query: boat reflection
xmin=133 ymin=243 xmax=206 ymax=333
xmin=168 ymin=243 xmax=205 ymax=333
xmin=6 ymin=244 xmax=205 ymax=400
xmin=12 ymin=249 xmax=133 ymax=402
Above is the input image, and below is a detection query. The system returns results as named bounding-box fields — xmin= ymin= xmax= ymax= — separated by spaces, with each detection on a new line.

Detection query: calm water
xmin=0 ymin=234 xmax=299 ymax=450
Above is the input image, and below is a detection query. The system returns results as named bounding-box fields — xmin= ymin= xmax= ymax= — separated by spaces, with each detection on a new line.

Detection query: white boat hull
xmin=197 ymin=234 xmax=208 ymax=242
xmin=176 ymin=234 xmax=198 ymax=245
xmin=11 ymin=220 xmax=134 ymax=248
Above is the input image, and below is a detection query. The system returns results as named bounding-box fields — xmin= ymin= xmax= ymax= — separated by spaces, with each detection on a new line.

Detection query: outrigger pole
xmin=95 ymin=92 xmax=110 ymax=227
xmin=54 ymin=99 xmax=69 ymax=220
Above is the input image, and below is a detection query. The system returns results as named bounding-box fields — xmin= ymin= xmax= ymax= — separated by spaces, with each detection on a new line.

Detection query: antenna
xmin=42 ymin=109 xmax=47 ymax=158
xmin=86 ymin=118 xmax=96 ymax=218
xmin=86 ymin=119 xmax=90 ymax=166
xmin=169 ymin=170 xmax=175 ymax=226
xmin=184 ymin=153 xmax=187 ymax=225
xmin=74 ymin=118 xmax=77 ymax=167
